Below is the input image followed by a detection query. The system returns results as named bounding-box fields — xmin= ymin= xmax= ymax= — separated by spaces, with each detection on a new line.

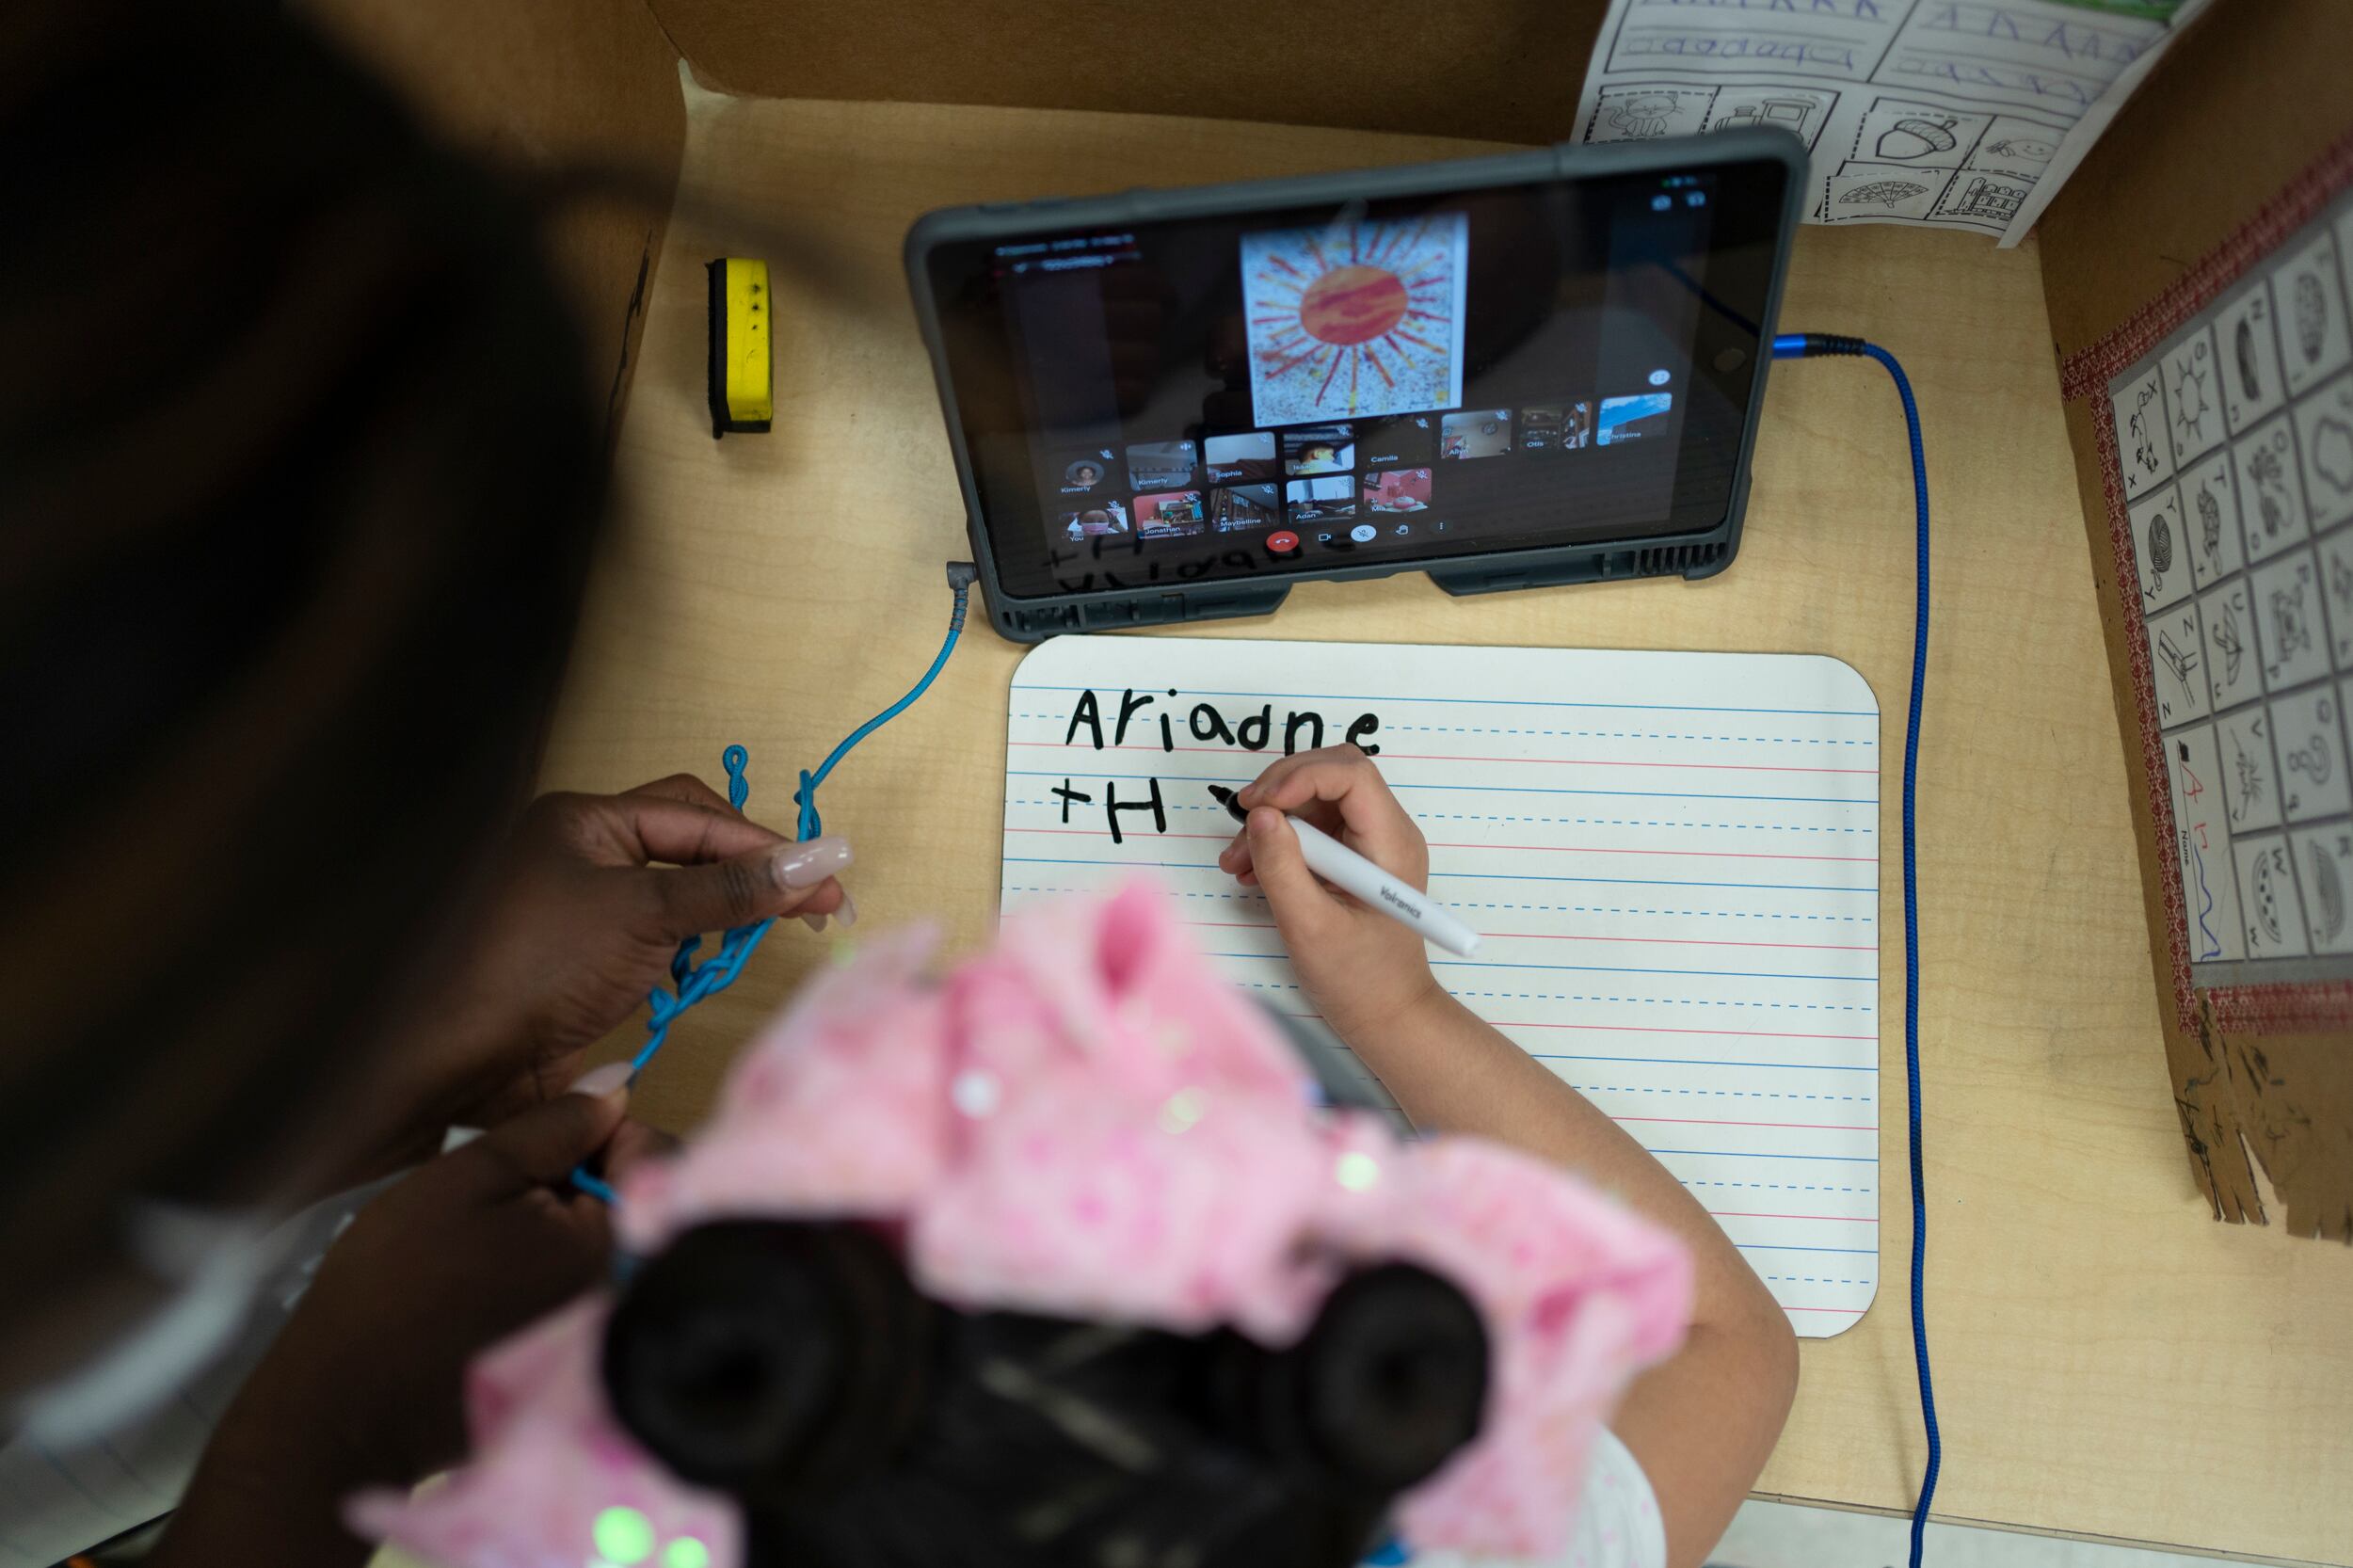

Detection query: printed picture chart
xmin=1000 ymin=636 xmax=1882 ymax=1334
xmin=2119 ymin=185 xmax=2353 ymax=986
xmin=1570 ymin=0 xmax=2210 ymax=244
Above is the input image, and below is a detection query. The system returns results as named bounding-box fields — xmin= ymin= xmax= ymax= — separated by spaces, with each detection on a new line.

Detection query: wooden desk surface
xmin=538 ymin=90 xmax=2353 ymax=1564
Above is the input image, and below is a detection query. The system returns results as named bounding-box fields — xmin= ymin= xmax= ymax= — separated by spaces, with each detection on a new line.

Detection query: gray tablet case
xmin=906 ymin=130 xmax=1807 ymax=641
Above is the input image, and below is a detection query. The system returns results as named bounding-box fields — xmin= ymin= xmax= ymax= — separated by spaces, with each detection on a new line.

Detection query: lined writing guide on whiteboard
xmin=999 ymin=635 xmax=1881 ymax=1334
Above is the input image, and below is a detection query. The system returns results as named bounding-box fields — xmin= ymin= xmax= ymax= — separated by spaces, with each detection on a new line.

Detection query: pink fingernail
xmin=835 ymin=888 xmax=858 ymax=929
xmin=801 ymin=911 xmax=828 ymax=933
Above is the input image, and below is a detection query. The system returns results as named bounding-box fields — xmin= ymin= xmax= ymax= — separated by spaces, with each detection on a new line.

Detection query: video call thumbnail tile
xmin=1355 ymin=413 xmax=1434 ymax=468
xmin=1361 ymin=467 xmax=1432 ymax=513
xmin=1059 ymin=500 xmax=1131 ymax=539
xmin=1053 ymin=447 xmax=1120 ymax=494
xmin=1209 ymin=483 xmax=1280 ymax=532
xmin=1519 ymin=401 xmax=1592 ymax=452
xmin=1286 ymin=475 xmax=1356 ymax=521
xmin=1281 ymin=424 xmax=1354 ymax=475
xmin=1127 ymin=440 xmax=1198 ymax=489
xmin=1241 ymin=214 xmax=1468 ymax=428
xmin=1597 ymin=392 xmax=1672 ymax=445
xmin=1440 ymin=410 xmax=1512 ymax=460
xmin=1134 ymin=488 xmax=1207 ymax=537
xmin=1203 ymin=432 xmax=1279 ymax=483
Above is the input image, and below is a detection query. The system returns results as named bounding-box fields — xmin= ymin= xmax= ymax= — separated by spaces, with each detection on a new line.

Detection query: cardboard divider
xmin=645 ymin=0 xmax=1612 ymax=147
xmin=2041 ymin=0 xmax=2353 ymax=1238
xmin=298 ymin=0 xmax=688 ymax=437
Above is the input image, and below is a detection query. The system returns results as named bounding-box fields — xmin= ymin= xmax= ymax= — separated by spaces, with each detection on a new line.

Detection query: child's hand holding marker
xmin=1213 ymin=745 xmax=1457 ymax=1043
xmin=1219 ymin=746 xmax=1799 ymax=1568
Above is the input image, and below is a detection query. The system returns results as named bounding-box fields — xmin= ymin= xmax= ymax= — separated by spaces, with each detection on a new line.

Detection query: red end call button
xmin=1267 ymin=530 xmax=1302 ymax=557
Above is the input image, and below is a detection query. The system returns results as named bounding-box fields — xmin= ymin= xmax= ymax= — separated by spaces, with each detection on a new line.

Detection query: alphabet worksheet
xmin=1570 ymin=0 xmax=2212 ymax=244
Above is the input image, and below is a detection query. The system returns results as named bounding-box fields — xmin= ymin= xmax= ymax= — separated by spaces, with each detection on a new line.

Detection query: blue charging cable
xmin=568 ymin=566 xmax=975 ymax=1204
xmin=792 ymin=568 xmax=975 ymax=840
xmin=1771 ymin=332 xmax=1937 ymax=1566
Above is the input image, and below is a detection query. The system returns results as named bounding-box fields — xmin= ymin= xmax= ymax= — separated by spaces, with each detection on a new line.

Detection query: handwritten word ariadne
xmin=1061 ymin=686 xmax=1383 ymax=757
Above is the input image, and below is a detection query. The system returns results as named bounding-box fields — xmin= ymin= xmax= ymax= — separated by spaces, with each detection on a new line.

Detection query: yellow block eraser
xmin=707 ymin=257 xmax=772 ymax=437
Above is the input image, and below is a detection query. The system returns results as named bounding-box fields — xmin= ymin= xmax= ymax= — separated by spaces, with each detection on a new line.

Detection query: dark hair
xmin=604 ymin=1222 xmax=1491 ymax=1568
xmin=0 ymin=0 xmax=605 ymax=1357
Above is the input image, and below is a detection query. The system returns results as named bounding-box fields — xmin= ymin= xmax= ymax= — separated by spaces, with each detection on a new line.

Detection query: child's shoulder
xmin=1411 ymin=1431 xmax=1664 ymax=1568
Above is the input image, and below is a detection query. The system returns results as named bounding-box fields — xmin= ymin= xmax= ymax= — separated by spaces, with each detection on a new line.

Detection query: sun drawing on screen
xmin=1241 ymin=215 xmax=1467 ymax=426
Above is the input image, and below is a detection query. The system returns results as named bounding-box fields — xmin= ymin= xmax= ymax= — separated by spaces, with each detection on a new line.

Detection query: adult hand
xmin=398 ymin=775 xmax=852 ymax=1142
xmin=154 ymin=1079 xmax=658 ymax=1568
xmin=1215 ymin=746 xmax=1443 ymax=1041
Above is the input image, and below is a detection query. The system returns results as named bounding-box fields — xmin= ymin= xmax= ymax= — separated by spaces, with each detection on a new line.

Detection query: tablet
xmin=906 ymin=130 xmax=1806 ymax=641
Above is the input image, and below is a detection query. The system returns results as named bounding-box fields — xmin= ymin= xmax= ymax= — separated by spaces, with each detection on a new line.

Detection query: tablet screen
xmin=923 ymin=156 xmax=1790 ymax=600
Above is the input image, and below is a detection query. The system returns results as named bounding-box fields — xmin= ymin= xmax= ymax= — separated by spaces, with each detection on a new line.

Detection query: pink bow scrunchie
xmin=351 ymin=880 xmax=1692 ymax=1565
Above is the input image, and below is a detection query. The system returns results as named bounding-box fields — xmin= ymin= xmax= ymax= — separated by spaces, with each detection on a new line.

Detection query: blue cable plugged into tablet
xmin=1772 ymin=331 xmax=1937 ymax=1568
xmin=793 ymin=564 xmax=976 ymax=840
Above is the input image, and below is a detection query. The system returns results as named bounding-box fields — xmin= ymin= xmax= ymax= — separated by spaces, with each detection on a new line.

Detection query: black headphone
xmin=602 ymin=1220 xmax=1490 ymax=1568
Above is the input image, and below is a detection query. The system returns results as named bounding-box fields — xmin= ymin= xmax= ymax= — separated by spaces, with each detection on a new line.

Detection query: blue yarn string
xmin=629 ymin=743 xmax=778 ymax=1078
xmin=1773 ymin=332 xmax=1937 ymax=1566
xmin=567 ymin=582 xmax=970 ymax=1202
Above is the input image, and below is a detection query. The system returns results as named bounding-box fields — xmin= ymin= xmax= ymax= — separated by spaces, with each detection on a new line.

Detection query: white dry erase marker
xmin=1209 ymin=786 xmax=1482 ymax=957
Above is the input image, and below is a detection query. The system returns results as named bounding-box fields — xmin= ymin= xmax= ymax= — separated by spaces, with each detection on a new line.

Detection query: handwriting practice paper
xmin=1000 ymin=636 xmax=1881 ymax=1333
xmin=1570 ymin=0 xmax=2210 ymax=245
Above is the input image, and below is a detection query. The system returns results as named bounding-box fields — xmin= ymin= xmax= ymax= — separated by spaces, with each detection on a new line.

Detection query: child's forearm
xmin=1346 ymin=988 xmax=1763 ymax=1314
xmin=1344 ymin=988 xmax=1798 ymax=1568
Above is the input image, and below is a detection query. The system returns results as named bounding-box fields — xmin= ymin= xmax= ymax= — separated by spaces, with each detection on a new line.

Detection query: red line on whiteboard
xmin=1004 ymin=740 xmax=1873 ymax=776
xmin=1016 ymin=827 xmax=1230 ymax=840
xmin=1710 ymin=1211 xmax=1878 ymax=1224
xmin=1183 ymin=920 xmax=1872 ymax=953
xmin=1481 ymin=929 xmax=1876 ymax=951
xmin=1436 ymin=840 xmax=1871 ymax=863
xmin=1372 ymin=747 xmax=1877 ymax=776
xmin=1282 ymin=1009 xmax=1876 ymax=1043
xmin=1007 ymin=824 xmax=1871 ymax=863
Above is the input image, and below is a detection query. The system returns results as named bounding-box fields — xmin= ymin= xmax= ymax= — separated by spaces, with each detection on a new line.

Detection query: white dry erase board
xmin=999 ymin=635 xmax=1882 ymax=1334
